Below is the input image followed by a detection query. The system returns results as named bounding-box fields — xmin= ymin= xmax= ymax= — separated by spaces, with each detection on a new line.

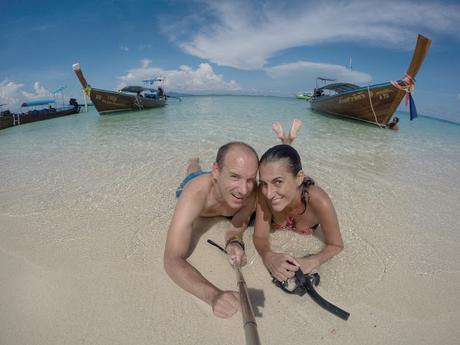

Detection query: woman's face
xmin=259 ymin=159 xmax=303 ymax=212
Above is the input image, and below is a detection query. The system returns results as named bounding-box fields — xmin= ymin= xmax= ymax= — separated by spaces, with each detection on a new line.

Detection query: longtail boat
xmin=0 ymin=99 xmax=80 ymax=130
xmin=72 ymin=63 xmax=166 ymax=115
xmin=309 ymin=34 xmax=431 ymax=127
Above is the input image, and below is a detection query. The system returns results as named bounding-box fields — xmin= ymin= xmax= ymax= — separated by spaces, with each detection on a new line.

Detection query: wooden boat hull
xmin=72 ymin=63 xmax=166 ymax=115
xmin=89 ymin=88 xmax=166 ymax=114
xmin=310 ymin=34 xmax=431 ymax=127
xmin=310 ymin=83 xmax=404 ymax=126
xmin=0 ymin=107 xmax=80 ymax=130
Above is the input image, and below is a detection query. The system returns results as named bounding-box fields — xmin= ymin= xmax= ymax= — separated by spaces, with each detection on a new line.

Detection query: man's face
xmin=213 ymin=148 xmax=258 ymax=208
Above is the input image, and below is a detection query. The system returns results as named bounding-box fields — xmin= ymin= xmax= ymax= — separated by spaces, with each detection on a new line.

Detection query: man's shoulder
xmin=179 ymin=173 xmax=213 ymax=203
xmin=187 ymin=172 xmax=212 ymax=191
xmin=172 ymin=174 xmax=213 ymax=222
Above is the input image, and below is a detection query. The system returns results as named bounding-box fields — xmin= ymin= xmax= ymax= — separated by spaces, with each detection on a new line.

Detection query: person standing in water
xmin=388 ymin=117 xmax=400 ymax=130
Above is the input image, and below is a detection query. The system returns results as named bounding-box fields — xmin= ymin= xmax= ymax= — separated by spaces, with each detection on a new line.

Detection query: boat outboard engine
xmin=69 ymin=98 xmax=79 ymax=108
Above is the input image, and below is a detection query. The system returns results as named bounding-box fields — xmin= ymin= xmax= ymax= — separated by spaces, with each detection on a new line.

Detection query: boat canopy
xmin=52 ymin=86 xmax=67 ymax=94
xmin=120 ymin=86 xmax=157 ymax=93
xmin=142 ymin=78 xmax=163 ymax=84
xmin=317 ymin=77 xmax=336 ymax=82
xmin=317 ymin=83 xmax=360 ymax=93
xmin=21 ymin=100 xmax=56 ymax=107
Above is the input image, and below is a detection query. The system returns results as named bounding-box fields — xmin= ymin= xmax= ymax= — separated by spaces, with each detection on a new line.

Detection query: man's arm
xmin=163 ymin=182 xmax=240 ymax=318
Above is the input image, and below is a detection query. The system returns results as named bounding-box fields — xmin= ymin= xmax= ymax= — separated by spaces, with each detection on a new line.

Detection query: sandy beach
xmin=1 ymin=100 xmax=459 ymax=345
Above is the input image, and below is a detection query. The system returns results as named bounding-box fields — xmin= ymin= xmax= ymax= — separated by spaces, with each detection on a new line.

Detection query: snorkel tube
xmin=273 ymin=269 xmax=350 ymax=321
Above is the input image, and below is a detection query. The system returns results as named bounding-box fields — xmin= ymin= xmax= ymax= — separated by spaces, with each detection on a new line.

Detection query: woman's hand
xmin=296 ymin=256 xmax=320 ymax=274
xmin=263 ymin=252 xmax=300 ymax=282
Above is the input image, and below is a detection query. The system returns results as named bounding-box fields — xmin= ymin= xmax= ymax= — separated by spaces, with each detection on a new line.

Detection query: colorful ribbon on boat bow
xmin=83 ymin=85 xmax=91 ymax=96
xmin=391 ymin=74 xmax=418 ymax=120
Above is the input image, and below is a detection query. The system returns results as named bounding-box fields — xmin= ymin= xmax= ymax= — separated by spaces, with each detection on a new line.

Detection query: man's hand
xmin=263 ymin=252 xmax=300 ymax=282
xmin=211 ymin=291 xmax=241 ymax=318
xmin=226 ymin=243 xmax=247 ymax=267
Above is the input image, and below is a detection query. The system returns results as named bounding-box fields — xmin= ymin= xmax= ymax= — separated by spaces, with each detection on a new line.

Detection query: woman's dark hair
xmin=260 ymin=144 xmax=314 ymax=213
xmin=260 ymin=144 xmax=302 ymax=175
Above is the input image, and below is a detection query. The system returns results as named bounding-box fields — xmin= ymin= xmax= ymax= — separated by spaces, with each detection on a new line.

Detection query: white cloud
xmin=0 ymin=80 xmax=24 ymax=106
xmin=172 ymin=0 xmax=460 ymax=70
xmin=266 ymin=61 xmax=371 ymax=84
xmin=21 ymin=82 xmax=51 ymax=99
xmin=118 ymin=60 xmax=240 ymax=91
xmin=138 ymin=44 xmax=152 ymax=50
xmin=0 ymin=80 xmax=51 ymax=111
xmin=120 ymin=45 xmax=129 ymax=51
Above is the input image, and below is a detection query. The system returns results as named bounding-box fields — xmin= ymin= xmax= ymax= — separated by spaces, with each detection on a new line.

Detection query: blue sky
xmin=1 ymin=0 xmax=459 ymax=121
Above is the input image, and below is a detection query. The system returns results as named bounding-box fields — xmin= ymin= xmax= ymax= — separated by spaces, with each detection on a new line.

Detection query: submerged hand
xmin=211 ymin=291 xmax=240 ymax=318
xmin=264 ymin=252 xmax=300 ymax=282
xmin=226 ymin=243 xmax=247 ymax=267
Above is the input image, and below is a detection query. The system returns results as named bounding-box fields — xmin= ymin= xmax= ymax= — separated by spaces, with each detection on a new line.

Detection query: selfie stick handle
xmin=235 ymin=265 xmax=262 ymax=345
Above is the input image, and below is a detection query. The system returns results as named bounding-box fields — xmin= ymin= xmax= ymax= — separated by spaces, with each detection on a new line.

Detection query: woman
xmin=254 ymin=134 xmax=343 ymax=283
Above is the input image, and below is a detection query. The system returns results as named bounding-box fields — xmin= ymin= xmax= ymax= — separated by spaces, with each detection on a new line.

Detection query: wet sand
xmin=1 ymin=177 xmax=459 ymax=345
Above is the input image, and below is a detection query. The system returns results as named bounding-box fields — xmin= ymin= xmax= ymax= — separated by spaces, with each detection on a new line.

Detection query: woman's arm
xmin=297 ymin=186 xmax=344 ymax=273
xmin=253 ymin=188 xmax=299 ymax=281
xmin=253 ymin=189 xmax=272 ymax=258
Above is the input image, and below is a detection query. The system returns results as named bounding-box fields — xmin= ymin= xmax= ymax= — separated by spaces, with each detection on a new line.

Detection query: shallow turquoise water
xmin=1 ymin=96 xmax=459 ymax=247
xmin=1 ymin=95 xmax=459 ymax=344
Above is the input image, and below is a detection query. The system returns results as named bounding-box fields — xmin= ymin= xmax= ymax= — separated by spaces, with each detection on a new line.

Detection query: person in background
xmin=388 ymin=117 xmax=400 ymax=130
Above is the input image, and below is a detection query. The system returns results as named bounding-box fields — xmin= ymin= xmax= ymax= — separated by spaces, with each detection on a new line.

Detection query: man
xmin=164 ymin=142 xmax=259 ymax=319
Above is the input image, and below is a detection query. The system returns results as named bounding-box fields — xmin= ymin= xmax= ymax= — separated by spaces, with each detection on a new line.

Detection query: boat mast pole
xmin=72 ymin=63 xmax=89 ymax=89
xmin=72 ymin=63 xmax=90 ymax=113
xmin=405 ymin=34 xmax=432 ymax=79
xmin=83 ymin=90 xmax=88 ymax=113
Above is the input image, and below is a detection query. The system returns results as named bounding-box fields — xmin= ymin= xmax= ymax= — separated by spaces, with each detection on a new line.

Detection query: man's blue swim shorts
xmin=175 ymin=170 xmax=209 ymax=198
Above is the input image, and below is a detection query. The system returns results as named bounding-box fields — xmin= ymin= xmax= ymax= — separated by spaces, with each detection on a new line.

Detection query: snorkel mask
xmin=272 ymin=270 xmax=320 ymax=296
xmin=272 ymin=268 xmax=350 ymax=321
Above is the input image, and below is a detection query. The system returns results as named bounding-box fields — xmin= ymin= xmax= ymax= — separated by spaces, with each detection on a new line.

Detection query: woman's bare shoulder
xmin=308 ymin=184 xmax=333 ymax=208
